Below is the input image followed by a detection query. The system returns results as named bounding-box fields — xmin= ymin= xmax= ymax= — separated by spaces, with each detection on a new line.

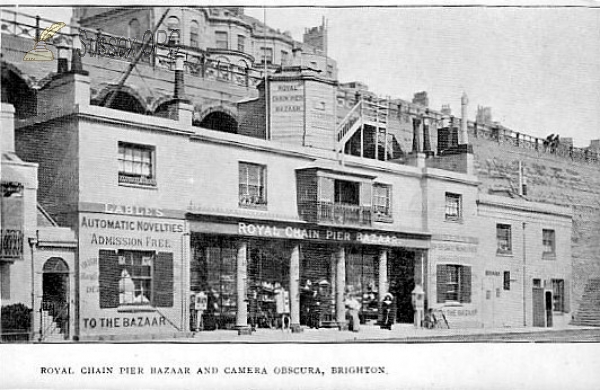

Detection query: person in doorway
xmin=344 ymin=291 xmax=361 ymax=332
xmin=381 ymin=292 xmax=395 ymax=330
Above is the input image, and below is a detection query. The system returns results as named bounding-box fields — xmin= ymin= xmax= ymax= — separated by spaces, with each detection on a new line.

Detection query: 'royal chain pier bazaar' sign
xmin=237 ymin=222 xmax=425 ymax=247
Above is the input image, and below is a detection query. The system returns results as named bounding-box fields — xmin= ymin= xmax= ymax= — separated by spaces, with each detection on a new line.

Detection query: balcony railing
xmin=1 ymin=229 xmax=24 ymax=259
xmin=316 ymin=202 xmax=371 ymax=226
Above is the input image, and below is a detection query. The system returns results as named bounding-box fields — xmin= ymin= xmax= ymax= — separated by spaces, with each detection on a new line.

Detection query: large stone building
xmin=0 ymin=6 xmax=595 ymax=341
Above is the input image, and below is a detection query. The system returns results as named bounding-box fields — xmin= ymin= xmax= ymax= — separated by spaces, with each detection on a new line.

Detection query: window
xmin=437 ymin=264 xmax=471 ymax=303
xmin=260 ymin=47 xmax=273 ymax=64
xmin=543 ymin=229 xmax=556 ymax=256
xmin=373 ymin=184 xmax=392 ymax=220
xmin=503 ymin=271 xmax=511 ymax=291
xmin=334 ymin=180 xmax=359 ymax=205
xmin=190 ymin=20 xmax=199 ymax=47
xmin=98 ymin=249 xmax=173 ymax=308
xmin=496 ymin=224 xmax=512 ymax=254
xmin=128 ymin=19 xmax=141 ymax=39
xmin=166 ymin=16 xmax=180 ymax=46
xmin=281 ymin=50 xmax=289 ymax=65
xmin=237 ymin=35 xmax=245 ymax=52
xmin=444 ymin=193 xmax=461 ymax=221
xmin=552 ymin=279 xmax=564 ymax=312
xmin=0 ymin=263 xmax=10 ymax=299
xmin=239 ymin=162 xmax=267 ymax=207
xmin=118 ymin=142 xmax=156 ymax=186
xmin=215 ymin=31 xmax=228 ymax=49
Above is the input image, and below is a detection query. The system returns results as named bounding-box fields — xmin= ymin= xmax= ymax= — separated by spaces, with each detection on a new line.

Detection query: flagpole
xmin=264 ymin=7 xmax=270 ymax=140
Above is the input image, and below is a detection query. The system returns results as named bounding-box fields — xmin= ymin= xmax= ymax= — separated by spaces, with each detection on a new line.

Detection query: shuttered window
xmin=98 ymin=250 xmax=173 ymax=308
xmin=436 ymin=264 xmax=471 ymax=304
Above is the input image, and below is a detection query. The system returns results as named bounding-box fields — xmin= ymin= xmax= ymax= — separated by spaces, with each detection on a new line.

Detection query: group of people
xmin=345 ymin=290 xmax=396 ymax=332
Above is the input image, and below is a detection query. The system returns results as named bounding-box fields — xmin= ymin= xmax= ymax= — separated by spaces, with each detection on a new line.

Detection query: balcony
xmin=316 ymin=202 xmax=371 ymax=226
xmin=1 ymin=229 xmax=23 ymax=260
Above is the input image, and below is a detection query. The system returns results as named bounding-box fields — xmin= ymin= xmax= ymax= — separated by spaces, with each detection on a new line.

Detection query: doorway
xmin=42 ymin=258 xmax=70 ymax=339
xmin=545 ymin=291 xmax=553 ymax=328
xmin=532 ymin=283 xmax=545 ymax=327
xmin=388 ymin=249 xmax=416 ymax=323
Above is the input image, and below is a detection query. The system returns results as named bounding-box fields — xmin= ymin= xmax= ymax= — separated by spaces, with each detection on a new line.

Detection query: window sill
xmin=444 ymin=218 xmax=463 ymax=224
xmin=118 ymin=182 xmax=158 ymax=190
xmin=496 ymin=251 xmax=513 ymax=257
xmin=239 ymin=203 xmax=268 ymax=211
xmin=542 ymin=253 xmax=556 ymax=260
xmin=117 ymin=305 xmax=157 ymax=313
xmin=373 ymin=214 xmax=393 ymax=223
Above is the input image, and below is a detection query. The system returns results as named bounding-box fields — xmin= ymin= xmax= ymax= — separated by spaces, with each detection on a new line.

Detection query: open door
xmin=545 ymin=291 xmax=553 ymax=328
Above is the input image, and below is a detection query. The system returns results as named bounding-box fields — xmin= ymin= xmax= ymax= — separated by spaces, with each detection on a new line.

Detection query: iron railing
xmin=317 ymin=202 xmax=371 ymax=226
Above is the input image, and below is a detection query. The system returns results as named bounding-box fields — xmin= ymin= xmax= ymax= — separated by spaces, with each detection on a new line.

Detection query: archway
xmin=195 ymin=111 xmax=238 ymax=134
xmin=42 ymin=257 xmax=70 ymax=339
xmin=1 ymin=62 xmax=37 ymax=118
xmin=99 ymin=90 xmax=147 ymax=114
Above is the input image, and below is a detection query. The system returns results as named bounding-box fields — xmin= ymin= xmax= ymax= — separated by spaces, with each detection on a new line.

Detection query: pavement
xmin=174 ymin=322 xmax=599 ymax=343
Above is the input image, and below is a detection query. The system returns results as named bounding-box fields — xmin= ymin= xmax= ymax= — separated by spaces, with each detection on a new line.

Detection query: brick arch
xmin=194 ymin=105 xmax=239 ymax=134
xmin=1 ymin=60 xmax=38 ymax=117
xmin=92 ymin=84 xmax=149 ymax=114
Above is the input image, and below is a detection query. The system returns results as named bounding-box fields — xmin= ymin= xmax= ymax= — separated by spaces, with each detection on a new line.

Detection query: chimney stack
xmin=174 ymin=54 xmax=185 ymax=99
xmin=461 ymin=92 xmax=469 ymax=145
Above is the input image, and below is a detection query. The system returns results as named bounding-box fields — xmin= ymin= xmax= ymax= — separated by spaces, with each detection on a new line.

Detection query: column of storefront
xmin=290 ymin=244 xmax=301 ymax=333
xmin=378 ymin=249 xmax=388 ymax=324
xmin=335 ymin=247 xmax=345 ymax=328
xmin=236 ymin=240 xmax=251 ymax=335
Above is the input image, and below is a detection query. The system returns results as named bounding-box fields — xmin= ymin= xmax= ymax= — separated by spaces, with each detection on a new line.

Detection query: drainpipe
xmin=28 ymin=233 xmax=38 ymax=341
xmin=522 ymin=222 xmax=527 ymax=326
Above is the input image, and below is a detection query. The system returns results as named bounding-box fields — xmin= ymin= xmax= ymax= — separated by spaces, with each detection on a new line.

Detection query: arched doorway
xmin=42 ymin=258 xmax=70 ymax=340
xmin=195 ymin=111 xmax=238 ymax=134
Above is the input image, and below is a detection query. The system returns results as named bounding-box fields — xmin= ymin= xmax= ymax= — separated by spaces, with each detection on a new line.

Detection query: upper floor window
xmin=444 ymin=193 xmax=461 ymax=221
xmin=215 ymin=31 xmax=228 ymax=49
xmin=496 ymin=224 xmax=512 ymax=254
xmin=503 ymin=271 xmax=511 ymax=291
xmin=437 ymin=264 xmax=471 ymax=303
xmin=190 ymin=20 xmax=199 ymax=47
xmin=118 ymin=142 xmax=156 ymax=187
xmin=99 ymin=249 xmax=173 ymax=309
xmin=334 ymin=180 xmax=359 ymax=205
xmin=281 ymin=50 xmax=289 ymax=65
xmin=260 ymin=47 xmax=273 ymax=64
xmin=239 ymin=162 xmax=267 ymax=207
xmin=128 ymin=19 xmax=141 ymax=39
xmin=166 ymin=16 xmax=180 ymax=45
xmin=237 ymin=35 xmax=246 ymax=52
xmin=373 ymin=184 xmax=392 ymax=220
xmin=543 ymin=229 xmax=556 ymax=256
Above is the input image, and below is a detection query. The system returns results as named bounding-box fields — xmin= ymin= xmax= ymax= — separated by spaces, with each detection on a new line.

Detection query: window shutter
xmin=460 ymin=266 xmax=472 ymax=303
xmin=564 ymin=279 xmax=570 ymax=313
xmin=436 ymin=265 xmax=448 ymax=303
xmin=360 ymin=182 xmax=372 ymax=207
xmin=99 ymin=250 xmax=120 ymax=309
xmin=318 ymin=177 xmax=334 ymax=203
xmin=153 ymin=252 xmax=174 ymax=307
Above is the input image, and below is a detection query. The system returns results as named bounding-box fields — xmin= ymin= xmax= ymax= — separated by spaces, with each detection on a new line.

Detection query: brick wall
xmin=471 ymin=134 xmax=600 ymax=313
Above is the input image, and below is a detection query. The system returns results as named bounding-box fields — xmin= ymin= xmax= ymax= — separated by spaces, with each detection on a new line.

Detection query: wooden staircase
xmin=572 ymin=278 xmax=600 ymax=327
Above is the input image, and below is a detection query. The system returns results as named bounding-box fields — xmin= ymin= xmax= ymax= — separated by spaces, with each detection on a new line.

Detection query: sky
xmin=11 ymin=3 xmax=600 ymax=146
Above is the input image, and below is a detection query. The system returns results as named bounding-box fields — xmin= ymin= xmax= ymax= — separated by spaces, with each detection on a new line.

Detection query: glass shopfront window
xmin=345 ymin=247 xmax=379 ymax=323
xmin=190 ymin=236 xmax=237 ymax=330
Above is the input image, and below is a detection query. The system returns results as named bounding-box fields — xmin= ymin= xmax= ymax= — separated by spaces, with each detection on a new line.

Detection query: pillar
xmin=378 ymin=249 xmax=388 ymax=324
xmin=289 ymin=244 xmax=302 ymax=333
xmin=236 ymin=240 xmax=251 ymax=335
xmin=335 ymin=247 xmax=346 ymax=329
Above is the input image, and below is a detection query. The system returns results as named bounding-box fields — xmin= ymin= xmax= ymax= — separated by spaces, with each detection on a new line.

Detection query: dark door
xmin=532 ymin=286 xmax=545 ymax=327
xmin=42 ymin=258 xmax=70 ymax=339
xmin=545 ymin=291 xmax=553 ymax=328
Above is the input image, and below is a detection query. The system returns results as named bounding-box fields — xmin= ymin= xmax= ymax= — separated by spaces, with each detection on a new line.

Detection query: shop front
xmin=187 ymin=214 xmax=430 ymax=334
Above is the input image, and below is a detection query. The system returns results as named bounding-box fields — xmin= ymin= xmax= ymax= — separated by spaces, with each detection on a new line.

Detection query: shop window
xmin=215 ymin=31 xmax=228 ymax=49
xmin=259 ymin=47 xmax=273 ymax=64
xmin=334 ymin=180 xmax=359 ymax=205
xmin=437 ymin=264 xmax=471 ymax=303
xmin=496 ymin=224 xmax=512 ymax=254
xmin=552 ymin=279 xmax=564 ymax=312
xmin=239 ymin=162 xmax=267 ymax=207
xmin=444 ymin=193 xmax=461 ymax=221
xmin=118 ymin=142 xmax=156 ymax=187
xmin=281 ymin=50 xmax=289 ymax=65
xmin=503 ymin=271 xmax=510 ymax=291
xmin=237 ymin=35 xmax=245 ymax=52
xmin=98 ymin=250 xmax=173 ymax=308
xmin=346 ymin=248 xmax=379 ymax=322
xmin=543 ymin=229 xmax=556 ymax=257
xmin=190 ymin=20 xmax=199 ymax=47
xmin=373 ymin=184 xmax=392 ymax=221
